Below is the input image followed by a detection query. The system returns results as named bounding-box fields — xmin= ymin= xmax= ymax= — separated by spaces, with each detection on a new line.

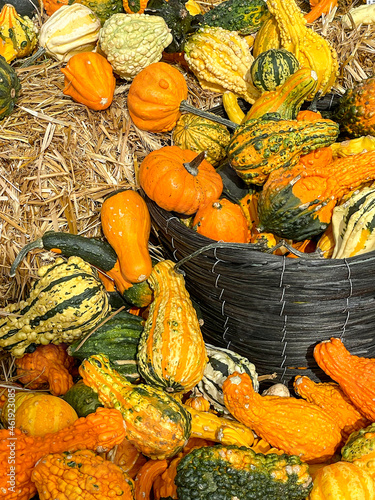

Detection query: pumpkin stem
xmin=10 ymin=238 xmax=44 ymax=277
xmin=183 ymin=151 xmax=207 ymax=176
xmin=179 ymin=100 xmax=238 ymax=130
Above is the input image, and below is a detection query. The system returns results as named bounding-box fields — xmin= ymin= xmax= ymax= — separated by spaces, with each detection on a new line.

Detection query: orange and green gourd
xmin=341 ymin=422 xmax=375 ymax=481
xmin=0 ymin=4 xmax=38 ymax=63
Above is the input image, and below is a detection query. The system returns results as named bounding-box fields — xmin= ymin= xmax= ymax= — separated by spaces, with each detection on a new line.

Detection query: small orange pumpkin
xmin=193 ymin=198 xmax=250 ymax=243
xmin=127 ymin=62 xmax=188 ymax=133
xmin=139 ymin=147 xmax=223 ymax=215
xmin=61 ymin=52 xmax=116 ymax=111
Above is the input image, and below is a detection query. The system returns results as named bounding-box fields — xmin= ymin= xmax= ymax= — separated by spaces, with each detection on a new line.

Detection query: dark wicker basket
xmin=145 ymin=195 xmax=375 ymax=386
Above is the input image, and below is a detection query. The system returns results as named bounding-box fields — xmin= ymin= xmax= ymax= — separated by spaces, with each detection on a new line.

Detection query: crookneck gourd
xmin=257 ymin=150 xmax=375 ymax=240
xmin=293 ymin=376 xmax=370 ymax=443
xmin=256 ymin=0 xmax=338 ymax=98
xmin=79 ymin=353 xmax=192 ymax=460
xmin=314 ymin=337 xmax=375 ymax=421
xmin=0 ymin=256 xmax=110 ymax=357
xmin=137 ymin=260 xmax=207 ymax=393
xmin=227 ymin=113 xmax=339 ymax=186
xmin=223 ymin=372 xmax=342 ymax=463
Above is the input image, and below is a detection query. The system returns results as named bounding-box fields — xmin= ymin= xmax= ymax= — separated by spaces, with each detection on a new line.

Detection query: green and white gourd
xmin=250 ymin=48 xmax=300 ymax=92
xmin=0 ymin=256 xmax=110 ymax=357
xmin=197 ymin=344 xmax=259 ymax=413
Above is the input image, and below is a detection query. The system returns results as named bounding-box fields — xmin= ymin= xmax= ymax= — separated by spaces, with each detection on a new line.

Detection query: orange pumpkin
xmin=127 ymin=62 xmax=188 ymax=133
xmin=61 ymin=52 xmax=116 ymax=111
xmin=193 ymin=198 xmax=250 ymax=243
xmin=139 ymin=147 xmax=223 ymax=215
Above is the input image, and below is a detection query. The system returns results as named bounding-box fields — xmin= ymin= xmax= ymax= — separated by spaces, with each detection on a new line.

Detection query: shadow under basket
xmin=145 ymin=195 xmax=375 ymax=387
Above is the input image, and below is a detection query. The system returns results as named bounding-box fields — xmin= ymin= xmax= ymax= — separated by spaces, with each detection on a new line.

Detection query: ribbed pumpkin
xmin=0 ymin=4 xmax=38 ymax=63
xmin=137 ymin=260 xmax=207 ymax=393
xmin=139 ymin=146 xmax=223 ymax=215
xmin=61 ymin=52 xmax=116 ymax=110
xmin=0 ymin=55 xmax=21 ymax=120
xmin=127 ymin=62 xmax=188 ymax=133
xmin=172 ymin=113 xmax=230 ymax=166
xmin=39 ymin=4 xmax=101 ymax=61
xmin=193 ymin=198 xmax=250 ymax=243
xmin=250 ymin=48 xmax=299 ymax=92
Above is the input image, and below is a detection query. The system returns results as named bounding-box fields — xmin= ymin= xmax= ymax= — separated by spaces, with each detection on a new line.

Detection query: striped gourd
xmin=197 ymin=344 xmax=259 ymax=413
xmin=250 ymin=48 xmax=300 ymax=92
xmin=331 ymin=187 xmax=375 ymax=259
xmin=39 ymin=4 xmax=101 ymax=61
xmin=172 ymin=113 xmax=231 ymax=166
xmin=0 ymin=256 xmax=110 ymax=357
xmin=137 ymin=260 xmax=207 ymax=393
xmin=0 ymin=55 xmax=21 ymax=120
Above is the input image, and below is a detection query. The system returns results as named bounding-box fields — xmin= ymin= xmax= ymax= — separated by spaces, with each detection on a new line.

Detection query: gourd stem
xmin=10 ymin=238 xmax=44 ymax=277
xmin=183 ymin=151 xmax=206 ymax=176
xmin=179 ymin=100 xmax=238 ymax=130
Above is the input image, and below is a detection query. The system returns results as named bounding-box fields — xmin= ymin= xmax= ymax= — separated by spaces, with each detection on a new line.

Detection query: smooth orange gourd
xmin=134 ymin=460 xmax=168 ymax=500
xmin=127 ymin=62 xmax=188 ymax=133
xmin=101 ymin=189 xmax=152 ymax=284
xmin=61 ymin=52 xmax=116 ymax=111
xmin=139 ymin=147 xmax=223 ymax=215
xmin=107 ymin=438 xmax=148 ymax=479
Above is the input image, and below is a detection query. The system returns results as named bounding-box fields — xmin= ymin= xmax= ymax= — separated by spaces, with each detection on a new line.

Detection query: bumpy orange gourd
xmin=293 ymin=376 xmax=370 ymax=443
xmin=127 ymin=62 xmax=188 ymax=133
xmin=101 ymin=189 xmax=152 ymax=284
xmin=107 ymin=438 xmax=148 ymax=479
xmin=309 ymin=461 xmax=375 ymax=500
xmin=32 ymin=449 xmax=135 ymax=499
xmin=61 ymin=52 xmax=116 ymax=111
xmin=15 ymin=344 xmax=75 ymax=396
xmin=193 ymin=198 xmax=250 ymax=243
xmin=0 ymin=407 xmax=126 ymax=500
xmin=299 ymin=146 xmax=333 ymax=169
xmin=139 ymin=146 xmax=223 ymax=215
xmin=314 ymin=337 xmax=375 ymax=421
xmin=223 ymin=372 xmax=342 ymax=463
xmin=15 ymin=394 xmax=78 ymax=437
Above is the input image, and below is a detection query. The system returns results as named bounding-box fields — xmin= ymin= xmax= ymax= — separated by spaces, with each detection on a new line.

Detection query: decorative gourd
xmin=172 ymin=113 xmax=230 ymax=166
xmin=227 ymin=113 xmax=339 ymax=186
xmin=0 ymin=407 xmax=126 ymax=500
xmin=222 ymin=91 xmax=246 ymax=125
xmin=145 ymin=0 xmax=203 ymax=54
xmin=79 ymin=353 xmax=192 ymax=459
xmin=1 ymin=390 xmax=49 ymax=427
xmin=341 ymin=3 xmax=375 ymax=29
xmin=259 ymin=0 xmax=339 ymax=98
xmin=331 ymin=136 xmax=375 ymax=158
xmin=43 ymin=0 xmax=69 ymax=16
xmin=0 ymin=256 xmax=110 ymax=358
xmin=63 ymin=379 xmax=103 ymax=417
xmin=175 ymin=445 xmax=313 ymax=500
xmin=331 ymin=187 xmax=375 ymax=259
xmin=304 ymin=0 xmax=337 ymax=24
xmin=334 ymin=77 xmax=375 ymax=138
xmin=296 ymin=108 xmax=322 ymax=121
xmin=68 ymin=310 xmax=144 ymax=381
xmin=298 ymin=146 xmax=333 ymax=169
xmin=316 ymin=224 xmax=335 ymax=258
xmin=127 ymin=62 xmax=187 ymax=132
xmin=139 ymin=146 xmax=223 ymax=215
xmin=0 ymin=4 xmax=38 ymax=63
xmin=250 ymin=48 xmax=299 ymax=93
xmin=197 ymin=344 xmax=259 ymax=414
xmin=202 ymin=0 xmax=271 ymax=35
xmin=101 ymin=189 xmax=152 ymax=284
xmin=137 ymin=260 xmax=207 ymax=393
xmin=107 ymin=438 xmax=148 ymax=479
xmin=185 ymin=0 xmax=200 ymax=15
xmin=252 ymin=16 xmax=280 ymax=57
xmin=184 ymin=392 xmax=211 ymax=412
xmin=0 ymin=0 xmax=40 ymax=17
xmin=15 ymin=393 xmax=78 ymax=437
xmin=15 ymin=344 xmax=75 ymax=396
xmin=341 ymin=422 xmax=375 ymax=481
xmin=309 ymin=462 xmax=375 ymax=500
xmin=314 ymin=337 xmax=375 ymax=421
xmin=99 ymin=13 xmax=172 ymax=80
xmin=39 ymin=4 xmax=101 ymax=61
xmin=223 ymin=372 xmax=342 ymax=463
xmin=0 ymin=55 xmax=21 ymax=120
xmin=184 ymin=26 xmax=260 ymax=104
xmin=134 ymin=460 xmax=168 ymax=500
xmin=293 ymin=376 xmax=370 ymax=443
xmin=192 ymin=198 xmax=250 ymax=243
xmin=122 ymin=0 xmax=148 ymax=13
xmin=32 ymin=449 xmax=135 ymax=500
xmin=262 ymin=383 xmax=290 ymax=397
xmin=257 ymin=150 xmax=375 ymax=240
xmin=71 ymin=0 xmax=124 ymax=23
xmin=61 ymin=52 xmax=116 ymax=111
xmin=243 ymin=68 xmax=318 ymax=121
